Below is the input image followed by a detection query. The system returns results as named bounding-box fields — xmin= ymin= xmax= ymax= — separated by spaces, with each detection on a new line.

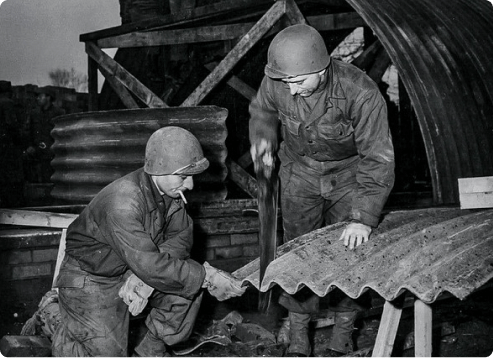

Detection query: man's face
xmin=152 ymin=174 xmax=194 ymax=199
xmin=37 ymin=93 xmax=50 ymax=107
xmin=282 ymin=70 xmax=325 ymax=97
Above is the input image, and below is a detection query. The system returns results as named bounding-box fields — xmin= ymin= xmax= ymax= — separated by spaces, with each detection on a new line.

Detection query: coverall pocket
xmin=318 ymin=121 xmax=354 ymax=140
xmin=279 ymin=111 xmax=301 ymax=136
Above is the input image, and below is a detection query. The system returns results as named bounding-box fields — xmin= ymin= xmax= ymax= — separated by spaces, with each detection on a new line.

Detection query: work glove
xmin=251 ymin=139 xmax=275 ymax=179
xmin=118 ymin=273 xmax=154 ymax=316
xmin=202 ymin=261 xmax=246 ymax=301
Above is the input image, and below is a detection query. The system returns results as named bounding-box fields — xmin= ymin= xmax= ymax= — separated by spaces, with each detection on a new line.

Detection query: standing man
xmin=52 ymin=126 xmax=246 ymax=357
xmin=249 ymin=24 xmax=395 ymax=356
xmin=25 ymin=87 xmax=65 ymax=183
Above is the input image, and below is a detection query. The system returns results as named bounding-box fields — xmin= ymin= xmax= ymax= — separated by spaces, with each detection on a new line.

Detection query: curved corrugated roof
xmin=342 ymin=0 xmax=493 ymax=204
xmin=234 ymin=208 xmax=493 ymax=303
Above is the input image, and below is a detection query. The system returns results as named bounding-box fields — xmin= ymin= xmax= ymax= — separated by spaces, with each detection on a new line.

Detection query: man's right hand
xmin=251 ymin=139 xmax=274 ymax=177
xmin=202 ymin=262 xmax=246 ymax=301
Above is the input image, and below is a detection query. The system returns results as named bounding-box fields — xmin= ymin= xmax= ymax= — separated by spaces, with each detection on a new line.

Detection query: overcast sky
xmin=0 ymin=0 xmax=120 ymax=91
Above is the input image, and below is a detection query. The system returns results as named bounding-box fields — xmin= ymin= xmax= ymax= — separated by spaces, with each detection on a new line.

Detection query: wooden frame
xmin=79 ymin=0 xmax=366 ymax=198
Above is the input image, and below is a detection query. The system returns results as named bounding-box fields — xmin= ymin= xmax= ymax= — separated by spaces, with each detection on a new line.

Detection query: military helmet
xmin=265 ymin=24 xmax=330 ymax=79
xmin=144 ymin=126 xmax=209 ymax=176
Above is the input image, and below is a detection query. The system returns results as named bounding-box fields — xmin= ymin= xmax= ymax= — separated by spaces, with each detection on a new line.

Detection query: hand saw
xmin=255 ymin=159 xmax=279 ymax=313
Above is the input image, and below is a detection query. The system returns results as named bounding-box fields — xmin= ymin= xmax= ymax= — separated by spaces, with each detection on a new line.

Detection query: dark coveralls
xmin=52 ymin=168 xmax=205 ymax=357
xmin=249 ymin=59 xmax=395 ymax=350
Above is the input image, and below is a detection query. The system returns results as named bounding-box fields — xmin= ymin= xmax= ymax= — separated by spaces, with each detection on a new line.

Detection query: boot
xmin=134 ymin=330 xmax=170 ymax=357
xmin=286 ymin=311 xmax=311 ymax=357
xmin=327 ymin=310 xmax=358 ymax=355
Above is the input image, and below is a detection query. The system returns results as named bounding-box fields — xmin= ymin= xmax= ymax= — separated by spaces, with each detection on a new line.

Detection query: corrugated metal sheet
xmin=50 ymin=106 xmax=228 ymax=204
xmin=233 ymin=207 xmax=493 ymax=303
xmin=343 ymin=0 xmax=493 ymax=204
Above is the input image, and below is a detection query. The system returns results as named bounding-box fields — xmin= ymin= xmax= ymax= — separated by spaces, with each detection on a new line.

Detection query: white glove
xmin=118 ymin=273 xmax=154 ymax=316
xmin=202 ymin=261 xmax=246 ymax=301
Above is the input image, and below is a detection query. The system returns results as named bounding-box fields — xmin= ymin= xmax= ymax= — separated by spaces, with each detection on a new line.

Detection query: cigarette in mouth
xmin=178 ymin=190 xmax=187 ymax=204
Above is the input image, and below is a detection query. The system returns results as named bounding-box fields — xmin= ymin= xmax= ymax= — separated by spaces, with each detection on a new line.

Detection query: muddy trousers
xmin=279 ymin=289 xmax=363 ymax=356
xmin=52 ymin=257 xmax=202 ymax=357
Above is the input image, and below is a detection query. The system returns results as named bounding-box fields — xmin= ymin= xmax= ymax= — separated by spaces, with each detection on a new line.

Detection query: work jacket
xmin=63 ymin=168 xmax=205 ymax=299
xmin=249 ymin=59 xmax=395 ymax=227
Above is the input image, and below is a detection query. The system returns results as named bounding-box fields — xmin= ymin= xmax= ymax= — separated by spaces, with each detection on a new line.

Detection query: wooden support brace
xmin=228 ymin=161 xmax=258 ymax=198
xmin=85 ymin=42 xmax=168 ymax=108
xmin=414 ymin=299 xmax=433 ymax=357
xmin=99 ymin=67 xmax=140 ymax=109
xmin=372 ymin=298 xmax=404 ymax=357
xmin=284 ymin=0 xmax=306 ymax=25
xmin=204 ymin=62 xmax=257 ymax=101
xmin=180 ymin=0 xmax=286 ymax=107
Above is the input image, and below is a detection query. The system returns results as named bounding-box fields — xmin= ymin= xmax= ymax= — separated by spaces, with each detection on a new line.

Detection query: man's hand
xmin=339 ymin=222 xmax=372 ymax=250
xmin=118 ymin=273 xmax=154 ymax=316
xmin=251 ymin=139 xmax=274 ymax=177
xmin=202 ymin=262 xmax=246 ymax=301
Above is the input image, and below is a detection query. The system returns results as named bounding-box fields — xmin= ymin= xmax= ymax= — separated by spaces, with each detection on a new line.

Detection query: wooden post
xmin=414 ymin=299 xmax=432 ymax=357
xmin=88 ymin=55 xmax=99 ymax=111
xmin=372 ymin=298 xmax=404 ymax=357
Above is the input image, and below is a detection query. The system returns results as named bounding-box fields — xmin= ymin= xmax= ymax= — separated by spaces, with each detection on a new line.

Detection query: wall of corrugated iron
xmin=345 ymin=0 xmax=493 ymax=204
xmin=50 ymin=106 xmax=228 ymax=204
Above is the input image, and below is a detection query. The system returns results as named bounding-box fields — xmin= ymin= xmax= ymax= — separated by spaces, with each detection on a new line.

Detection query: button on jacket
xmin=249 ymin=59 xmax=395 ymax=227
xmin=63 ymin=168 xmax=205 ymax=299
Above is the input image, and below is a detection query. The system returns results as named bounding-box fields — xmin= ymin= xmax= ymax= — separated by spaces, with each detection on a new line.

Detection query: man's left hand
xmin=339 ymin=222 xmax=372 ymax=250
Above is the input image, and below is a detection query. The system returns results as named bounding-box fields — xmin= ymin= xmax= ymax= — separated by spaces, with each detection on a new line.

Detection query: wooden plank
xmin=284 ymin=0 xmax=306 ymax=25
xmin=204 ymin=62 xmax=257 ymax=101
xmin=372 ymin=299 xmax=403 ymax=357
xmin=85 ymin=42 xmax=168 ymax=108
xmin=97 ymin=23 xmax=254 ymax=48
xmin=88 ymin=55 xmax=99 ymax=111
xmin=180 ymin=0 xmax=285 ymax=107
xmin=80 ymin=0 xmax=273 ymax=42
xmin=228 ymin=161 xmax=258 ymax=198
xmin=0 ymin=209 xmax=77 ymax=229
xmin=237 ymin=151 xmax=254 ymax=169
xmin=367 ymin=48 xmax=391 ymax=83
xmin=99 ymin=67 xmax=140 ymax=109
xmin=414 ymin=299 xmax=433 ymax=357
xmin=52 ymin=228 xmax=67 ymax=289
xmin=458 ymin=176 xmax=493 ymax=209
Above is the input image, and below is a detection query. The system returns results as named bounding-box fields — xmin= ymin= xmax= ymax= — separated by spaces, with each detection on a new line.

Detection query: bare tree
xmin=49 ymin=68 xmax=88 ymax=92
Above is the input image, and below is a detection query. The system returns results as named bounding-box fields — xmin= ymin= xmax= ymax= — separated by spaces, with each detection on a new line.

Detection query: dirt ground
xmin=2 ymin=281 xmax=493 ymax=357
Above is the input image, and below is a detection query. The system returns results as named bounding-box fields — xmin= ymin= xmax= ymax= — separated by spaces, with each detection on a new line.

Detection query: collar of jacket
xmin=139 ymin=169 xmax=181 ymax=217
xmin=325 ymin=59 xmax=347 ymax=106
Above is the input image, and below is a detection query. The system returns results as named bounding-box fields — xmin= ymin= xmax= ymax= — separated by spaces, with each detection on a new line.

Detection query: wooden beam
xmin=99 ymin=67 xmax=140 ymax=109
xmin=180 ymin=0 xmax=286 ymax=107
xmin=284 ymin=0 xmax=306 ymax=25
xmin=414 ymin=299 xmax=433 ymax=357
xmin=351 ymin=40 xmax=382 ymax=70
xmin=0 ymin=209 xmax=77 ymax=229
xmin=204 ymin=62 xmax=257 ymax=101
xmin=228 ymin=161 xmax=258 ymax=198
xmin=367 ymin=48 xmax=391 ymax=83
xmin=85 ymin=42 xmax=168 ymax=108
xmin=88 ymin=55 xmax=99 ymax=111
xmin=237 ymin=151 xmax=254 ymax=169
xmin=372 ymin=297 xmax=405 ymax=357
xmin=80 ymin=0 xmax=273 ymax=42
xmin=97 ymin=23 xmax=255 ymax=48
